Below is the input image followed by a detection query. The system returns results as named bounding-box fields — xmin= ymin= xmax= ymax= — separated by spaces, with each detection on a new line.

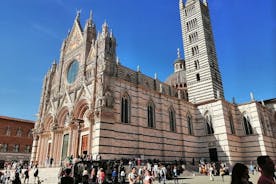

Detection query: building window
xmin=196 ymin=73 xmax=200 ymax=81
xmin=1 ymin=144 xmax=8 ymax=152
xmin=243 ymin=116 xmax=253 ymax=135
xmin=191 ymin=46 xmax=199 ymax=56
xmin=25 ymin=145 xmax=31 ymax=153
xmin=189 ymin=32 xmax=198 ymax=43
xmin=169 ymin=107 xmax=176 ymax=132
xmin=61 ymin=134 xmax=69 ymax=161
xmin=28 ymin=130 xmax=32 ymax=138
xmin=67 ymin=60 xmax=79 ymax=84
xmin=229 ymin=114 xmax=235 ymax=134
xmin=14 ymin=144 xmax=20 ymax=152
xmin=185 ymin=5 xmax=195 ymax=17
xmin=16 ymin=128 xmax=22 ymax=137
xmin=6 ymin=126 xmax=11 ymax=136
xmin=186 ymin=18 xmax=198 ymax=32
xmin=121 ymin=94 xmax=130 ymax=123
xmin=147 ymin=101 xmax=155 ymax=128
xmin=187 ymin=115 xmax=193 ymax=135
xmin=194 ymin=60 xmax=200 ymax=69
xmin=205 ymin=115 xmax=214 ymax=135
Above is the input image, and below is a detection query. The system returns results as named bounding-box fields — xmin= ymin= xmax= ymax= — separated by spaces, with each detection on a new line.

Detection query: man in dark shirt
xmin=61 ymin=168 xmax=74 ymax=184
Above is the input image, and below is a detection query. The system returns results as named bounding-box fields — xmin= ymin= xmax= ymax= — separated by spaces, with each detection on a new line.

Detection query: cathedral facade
xmin=31 ymin=0 xmax=276 ymax=167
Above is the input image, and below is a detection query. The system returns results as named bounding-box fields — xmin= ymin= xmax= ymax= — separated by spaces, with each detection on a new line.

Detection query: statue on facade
xmin=104 ymin=91 xmax=114 ymax=108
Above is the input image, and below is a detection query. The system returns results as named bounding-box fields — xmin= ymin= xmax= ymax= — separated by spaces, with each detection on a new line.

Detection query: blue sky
xmin=0 ymin=0 xmax=275 ymax=121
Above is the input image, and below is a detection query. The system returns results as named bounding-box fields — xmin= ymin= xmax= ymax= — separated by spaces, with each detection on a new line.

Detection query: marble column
xmin=30 ymin=135 xmax=39 ymax=163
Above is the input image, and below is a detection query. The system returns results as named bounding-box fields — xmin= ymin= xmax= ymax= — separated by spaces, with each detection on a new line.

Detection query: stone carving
xmin=104 ymin=91 xmax=114 ymax=108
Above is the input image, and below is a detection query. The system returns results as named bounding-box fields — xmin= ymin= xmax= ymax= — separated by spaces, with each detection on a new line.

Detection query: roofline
xmin=262 ymin=98 xmax=276 ymax=103
xmin=0 ymin=115 xmax=35 ymax=124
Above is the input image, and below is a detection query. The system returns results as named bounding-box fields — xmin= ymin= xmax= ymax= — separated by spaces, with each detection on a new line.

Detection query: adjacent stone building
xmin=31 ymin=0 xmax=276 ymax=167
xmin=0 ymin=116 xmax=34 ymax=162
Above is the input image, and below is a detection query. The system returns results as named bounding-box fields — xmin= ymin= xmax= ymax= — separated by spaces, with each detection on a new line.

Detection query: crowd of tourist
xmin=57 ymin=155 xmax=186 ymax=184
xmin=0 ymin=155 xmax=275 ymax=184
xmin=0 ymin=161 xmax=40 ymax=184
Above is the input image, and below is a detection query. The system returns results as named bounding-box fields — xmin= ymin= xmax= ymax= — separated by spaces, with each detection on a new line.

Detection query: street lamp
xmin=72 ymin=118 xmax=84 ymax=157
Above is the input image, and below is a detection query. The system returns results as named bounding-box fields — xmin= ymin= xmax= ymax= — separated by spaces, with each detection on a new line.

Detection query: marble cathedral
xmin=31 ymin=0 xmax=276 ymax=167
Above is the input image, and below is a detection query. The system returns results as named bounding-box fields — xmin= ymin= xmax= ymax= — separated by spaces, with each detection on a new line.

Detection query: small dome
xmin=174 ymin=58 xmax=185 ymax=64
xmin=165 ymin=70 xmax=187 ymax=87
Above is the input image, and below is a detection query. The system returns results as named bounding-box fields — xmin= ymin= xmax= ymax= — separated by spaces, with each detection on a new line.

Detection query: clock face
xmin=67 ymin=60 xmax=79 ymax=84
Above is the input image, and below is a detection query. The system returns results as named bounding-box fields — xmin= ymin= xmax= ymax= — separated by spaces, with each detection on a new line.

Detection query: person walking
xmin=12 ymin=172 xmax=21 ymax=184
xmin=23 ymin=168 xmax=29 ymax=184
xmin=159 ymin=164 xmax=167 ymax=184
xmin=143 ymin=170 xmax=154 ymax=184
xmin=33 ymin=165 xmax=39 ymax=184
xmin=172 ymin=165 xmax=179 ymax=184
xmin=209 ymin=164 xmax=214 ymax=181
xmin=128 ymin=167 xmax=138 ymax=184
xmin=120 ymin=167 xmax=126 ymax=184
xmin=219 ymin=165 xmax=226 ymax=182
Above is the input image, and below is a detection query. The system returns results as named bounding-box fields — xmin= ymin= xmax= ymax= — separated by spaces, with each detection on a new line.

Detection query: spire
xmin=116 ymin=57 xmax=120 ymax=65
xmin=85 ymin=10 xmax=94 ymax=30
xmin=137 ymin=65 xmax=140 ymax=72
xmin=87 ymin=10 xmax=93 ymax=26
xmin=89 ymin=10 xmax=93 ymax=21
xmin=75 ymin=9 xmax=81 ymax=22
xmin=250 ymin=92 xmax=255 ymax=102
xmin=51 ymin=59 xmax=57 ymax=72
xmin=72 ymin=9 xmax=83 ymax=32
xmin=154 ymin=73 xmax=158 ymax=80
xmin=110 ymin=29 xmax=113 ymax=38
xmin=102 ymin=20 xmax=109 ymax=36
xmin=177 ymin=48 xmax=181 ymax=58
xmin=52 ymin=59 xmax=57 ymax=65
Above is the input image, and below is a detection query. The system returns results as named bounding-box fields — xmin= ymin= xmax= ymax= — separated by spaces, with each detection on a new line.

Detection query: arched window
xmin=25 ymin=145 xmax=31 ymax=153
xmin=194 ymin=60 xmax=200 ymax=70
xmin=187 ymin=115 xmax=193 ymax=135
xmin=1 ymin=144 xmax=8 ymax=152
xmin=243 ymin=116 xmax=253 ymax=135
xmin=205 ymin=114 xmax=214 ymax=135
xmin=28 ymin=130 xmax=32 ymax=138
xmin=14 ymin=144 xmax=19 ymax=152
xmin=16 ymin=128 xmax=22 ymax=137
xmin=147 ymin=101 xmax=155 ymax=128
xmin=121 ymin=94 xmax=130 ymax=123
xmin=6 ymin=126 xmax=11 ymax=136
xmin=229 ymin=114 xmax=235 ymax=134
xmin=196 ymin=73 xmax=200 ymax=81
xmin=169 ymin=107 xmax=176 ymax=132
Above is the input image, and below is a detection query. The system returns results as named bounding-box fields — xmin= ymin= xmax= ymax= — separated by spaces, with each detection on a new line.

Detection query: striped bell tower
xmin=179 ymin=0 xmax=224 ymax=103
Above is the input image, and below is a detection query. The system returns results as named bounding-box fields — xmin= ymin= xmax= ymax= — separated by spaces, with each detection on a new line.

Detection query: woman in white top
xmin=143 ymin=170 xmax=154 ymax=184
